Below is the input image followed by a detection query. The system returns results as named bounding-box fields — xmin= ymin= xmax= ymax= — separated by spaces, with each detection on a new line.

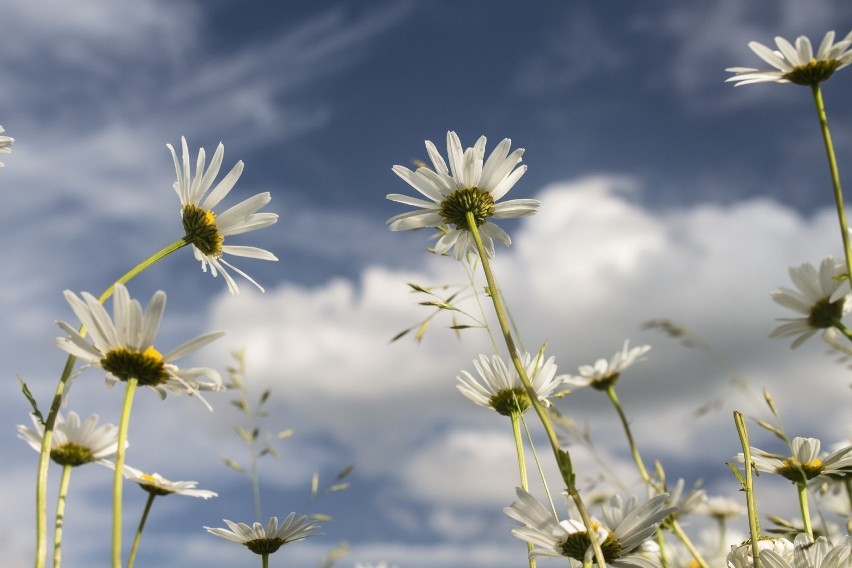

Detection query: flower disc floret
xmin=101 ymin=345 xmax=168 ymax=386
xmin=182 ymin=204 xmax=224 ymax=257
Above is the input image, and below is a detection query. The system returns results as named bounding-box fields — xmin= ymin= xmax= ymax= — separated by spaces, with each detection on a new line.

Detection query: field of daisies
xmin=6 ymin=29 xmax=852 ymax=568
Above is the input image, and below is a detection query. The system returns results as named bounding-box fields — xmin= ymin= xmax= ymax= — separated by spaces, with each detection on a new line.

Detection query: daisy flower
xmin=0 ymin=125 xmax=13 ymax=167
xmin=654 ymin=478 xmax=706 ymax=524
xmin=55 ymin=283 xmax=225 ymax=409
xmin=770 ymin=257 xmax=851 ymax=348
xmin=504 ymin=488 xmax=675 ymax=566
xmin=18 ymin=411 xmax=123 ymax=467
xmin=386 ymin=131 xmax=539 ymax=259
xmin=560 ymin=341 xmax=651 ymax=391
xmin=456 ymin=352 xmax=563 ymax=416
xmin=205 ymin=514 xmax=320 ymax=556
xmin=761 ymin=534 xmax=851 ymax=568
xmin=728 ymin=537 xmax=795 ymax=568
xmin=697 ymin=495 xmax=746 ymax=520
xmin=169 ymin=137 xmax=278 ymax=294
xmin=113 ymin=463 xmax=217 ymax=499
xmin=734 ymin=437 xmax=852 ymax=485
xmin=727 ymin=31 xmax=852 ymax=86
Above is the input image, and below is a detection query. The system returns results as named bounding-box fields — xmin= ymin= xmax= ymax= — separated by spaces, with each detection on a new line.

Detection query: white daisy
xmin=17 ymin=411 xmax=123 ymax=467
xmin=697 ymin=495 xmax=746 ymax=520
xmin=760 ymin=534 xmax=851 ymax=568
xmin=727 ymin=31 xmax=852 ymax=86
xmin=560 ymin=341 xmax=651 ymax=391
xmin=655 ymin=478 xmax=706 ymax=523
xmin=504 ymin=488 xmax=674 ymax=566
xmin=0 ymin=125 xmax=13 ymax=167
xmin=387 ymin=131 xmax=539 ymax=259
xmin=734 ymin=437 xmax=852 ymax=485
xmin=728 ymin=538 xmax=795 ymax=568
xmin=56 ymin=283 xmax=225 ymax=408
xmin=205 ymin=514 xmax=321 ymax=555
xmin=770 ymin=257 xmax=851 ymax=348
xmin=456 ymin=352 xmax=563 ymax=416
xmin=169 ymin=137 xmax=278 ymax=294
xmin=112 ymin=463 xmax=217 ymax=498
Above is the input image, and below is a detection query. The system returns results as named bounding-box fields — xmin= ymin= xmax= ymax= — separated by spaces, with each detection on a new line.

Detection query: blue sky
xmin=3 ymin=2 xmax=852 ymax=567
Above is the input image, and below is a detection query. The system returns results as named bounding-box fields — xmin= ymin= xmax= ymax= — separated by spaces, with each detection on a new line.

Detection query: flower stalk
xmin=53 ymin=464 xmax=72 ymax=568
xmin=509 ymin=410 xmax=536 ymax=568
xmin=113 ymin=378 xmax=139 ymax=568
xmin=811 ymin=85 xmax=852 ymax=282
xmin=734 ymin=411 xmax=761 ymax=568
xmin=34 ymin=237 xmax=188 ymax=568
xmin=796 ymin=482 xmax=813 ymax=539
xmin=464 ymin=211 xmax=606 ymax=568
xmin=127 ymin=492 xmax=157 ymax=568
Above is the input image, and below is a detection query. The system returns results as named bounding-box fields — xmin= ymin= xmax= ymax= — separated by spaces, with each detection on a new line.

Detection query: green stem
xmin=262 ymin=553 xmax=269 ymax=568
xmin=34 ymin=237 xmax=188 ymax=568
xmin=811 ymin=85 xmax=852 ymax=281
xmin=796 ymin=482 xmax=813 ymax=539
xmin=113 ymin=378 xmax=139 ymax=568
xmin=127 ymin=492 xmax=156 ymax=568
xmin=605 ymin=385 xmax=651 ymax=485
xmin=734 ymin=411 xmax=761 ymax=568
xmin=654 ymin=529 xmax=669 ymax=568
xmin=464 ymin=213 xmax=606 ymax=568
xmin=510 ymin=411 xmax=536 ymax=568
xmin=53 ymin=465 xmax=72 ymax=568
xmin=670 ymin=519 xmax=709 ymax=568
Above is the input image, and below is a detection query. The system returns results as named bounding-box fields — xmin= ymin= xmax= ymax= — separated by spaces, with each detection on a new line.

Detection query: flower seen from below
xmin=205 ymin=514 xmax=320 ymax=556
xmin=760 ymin=534 xmax=851 ymax=568
xmin=560 ymin=341 xmax=651 ymax=391
xmin=17 ymin=411 xmax=123 ymax=467
xmin=728 ymin=537 xmax=795 ymax=568
xmin=114 ymin=463 xmax=217 ymax=498
xmin=726 ymin=31 xmax=852 ymax=86
xmin=457 ymin=352 xmax=563 ymax=416
xmin=770 ymin=257 xmax=851 ymax=348
xmin=169 ymin=137 xmax=278 ymax=294
xmin=697 ymin=495 xmax=746 ymax=520
xmin=735 ymin=437 xmax=852 ymax=485
xmin=56 ymin=283 xmax=225 ymax=407
xmin=387 ymin=131 xmax=539 ymax=259
xmin=504 ymin=487 xmax=675 ymax=566
xmin=0 ymin=125 xmax=13 ymax=167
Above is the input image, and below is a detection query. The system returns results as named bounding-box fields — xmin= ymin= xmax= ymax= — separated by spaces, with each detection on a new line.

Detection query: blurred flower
xmin=560 ymin=341 xmax=651 ymax=391
xmin=728 ymin=537 xmax=794 ymax=568
xmin=0 ymin=125 xmax=13 ymax=167
xmin=698 ymin=495 xmax=746 ymax=520
xmin=169 ymin=137 xmax=278 ymax=294
xmin=456 ymin=352 xmax=563 ymax=416
xmin=727 ymin=31 xmax=852 ymax=86
xmin=56 ymin=283 xmax=224 ymax=408
xmin=355 ymin=564 xmax=398 ymax=568
xmin=114 ymin=463 xmax=217 ymax=498
xmin=760 ymin=533 xmax=850 ymax=568
xmin=17 ymin=411 xmax=122 ymax=467
xmin=386 ymin=131 xmax=539 ymax=259
xmin=770 ymin=257 xmax=851 ymax=348
xmin=656 ymin=478 xmax=706 ymax=525
xmin=504 ymin=488 xmax=674 ymax=565
xmin=735 ymin=437 xmax=852 ymax=485
xmin=205 ymin=514 xmax=320 ymax=555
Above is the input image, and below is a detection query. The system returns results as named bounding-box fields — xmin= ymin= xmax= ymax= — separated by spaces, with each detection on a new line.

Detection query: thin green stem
xmin=34 ymin=237 xmax=188 ymax=568
xmin=464 ymin=213 xmax=606 ymax=568
xmin=519 ymin=413 xmax=558 ymax=517
xmin=605 ymin=385 xmax=651 ymax=485
xmin=114 ymin=378 xmax=139 ymax=568
xmin=796 ymin=482 xmax=813 ymax=539
xmin=510 ymin=411 xmax=536 ymax=568
xmin=53 ymin=465 xmax=72 ymax=568
xmin=734 ymin=411 xmax=761 ymax=568
xmin=262 ymin=552 xmax=269 ymax=568
xmin=654 ymin=529 xmax=669 ymax=568
xmin=811 ymin=85 xmax=852 ymax=281
xmin=127 ymin=492 xmax=157 ymax=568
xmin=670 ymin=519 xmax=709 ymax=568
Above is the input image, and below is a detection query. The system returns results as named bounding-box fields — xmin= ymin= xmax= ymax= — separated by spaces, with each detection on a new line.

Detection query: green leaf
xmin=221 ymin=456 xmax=245 ymax=473
xmin=18 ymin=377 xmax=44 ymax=424
xmin=414 ymin=319 xmax=430 ymax=342
xmin=336 ymin=465 xmax=354 ymax=480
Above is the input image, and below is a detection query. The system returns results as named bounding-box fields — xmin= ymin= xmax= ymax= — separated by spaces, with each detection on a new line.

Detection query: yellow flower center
xmin=560 ymin=525 xmax=622 ymax=563
xmin=101 ymin=345 xmax=169 ymax=386
xmin=784 ymin=59 xmax=843 ymax=86
xmin=50 ymin=442 xmax=95 ymax=467
xmin=777 ymin=456 xmax=824 ymax=483
xmin=182 ymin=204 xmax=224 ymax=256
xmin=245 ymin=538 xmax=287 ymax=555
xmin=488 ymin=387 xmax=531 ymax=416
xmin=439 ymin=187 xmax=496 ymax=229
